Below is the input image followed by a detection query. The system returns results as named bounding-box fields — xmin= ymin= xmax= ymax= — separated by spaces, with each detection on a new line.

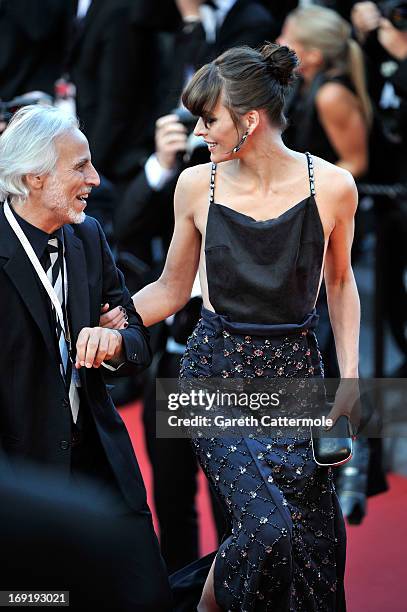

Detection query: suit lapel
xmin=0 ymin=209 xmax=58 ymax=357
xmin=1 ymin=209 xmax=92 ymax=388
xmin=4 ymin=247 xmax=58 ymax=358
xmin=82 ymin=0 xmax=100 ymax=30
xmin=68 ymin=0 xmax=100 ymax=62
xmin=218 ymin=0 xmax=244 ymax=42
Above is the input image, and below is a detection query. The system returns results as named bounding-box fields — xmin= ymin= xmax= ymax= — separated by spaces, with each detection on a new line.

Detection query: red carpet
xmin=120 ymin=401 xmax=407 ymax=612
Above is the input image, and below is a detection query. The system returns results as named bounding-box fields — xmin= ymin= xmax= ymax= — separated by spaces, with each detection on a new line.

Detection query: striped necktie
xmin=43 ymin=236 xmax=80 ymax=423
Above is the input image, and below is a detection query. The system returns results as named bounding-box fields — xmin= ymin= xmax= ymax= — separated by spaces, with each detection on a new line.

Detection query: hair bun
xmin=260 ymin=42 xmax=299 ymax=86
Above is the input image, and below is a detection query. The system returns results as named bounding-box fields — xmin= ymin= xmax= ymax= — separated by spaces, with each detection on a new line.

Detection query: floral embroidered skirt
xmin=179 ymin=308 xmax=346 ymax=612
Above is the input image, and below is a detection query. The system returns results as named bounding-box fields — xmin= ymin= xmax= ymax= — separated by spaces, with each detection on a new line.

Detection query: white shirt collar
xmin=76 ymin=0 xmax=92 ymax=19
xmin=213 ymin=0 xmax=237 ymax=14
xmin=200 ymin=0 xmax=238 ymax=43
xmin=212 ymin=0 xmax=238 ymax=27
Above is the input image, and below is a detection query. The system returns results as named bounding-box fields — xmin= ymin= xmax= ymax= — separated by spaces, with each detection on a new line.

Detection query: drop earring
xmin=232 ymin=129 xmax=250 ymax=153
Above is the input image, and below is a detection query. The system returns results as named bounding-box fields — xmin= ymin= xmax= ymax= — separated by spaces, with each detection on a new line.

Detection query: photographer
xmin=162 ymin=0 xmax=274 ymax=112
xmin=351 ymin=1 xmax=407 ymax=131
xmin=114 ymin=111 xmax=205 ymax=286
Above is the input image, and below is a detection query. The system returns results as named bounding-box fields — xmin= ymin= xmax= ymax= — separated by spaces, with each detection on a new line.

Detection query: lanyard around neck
xmin=4 ymin=200 xmax=68 ymax=339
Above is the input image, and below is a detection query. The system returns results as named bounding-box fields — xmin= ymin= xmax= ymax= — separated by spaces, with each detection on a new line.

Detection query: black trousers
xmin=69 ymin=424 xmax=173 ymax=611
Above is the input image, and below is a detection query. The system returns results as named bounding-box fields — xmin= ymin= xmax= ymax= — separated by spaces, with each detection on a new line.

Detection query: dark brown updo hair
xmin=182 ymin=43 xmax=299 ymax=131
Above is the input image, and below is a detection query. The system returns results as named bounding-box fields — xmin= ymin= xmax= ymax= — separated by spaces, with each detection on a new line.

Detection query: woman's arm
xmin=132 ymin=167 xmax=201 ymax=326
xmin=316 ymin=82 xmax=369 ymax=178
xmin=324 ymin=170 xmax=360 ymax=379
xmin=323 ymin=169 xmax=361 ymax=429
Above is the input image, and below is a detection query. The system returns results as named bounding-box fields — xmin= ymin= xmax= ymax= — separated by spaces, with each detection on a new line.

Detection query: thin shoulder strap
xmin=305 ymin=152 xmax=316 ymax=197
xmin=209 ymin=163 xmax=217 ymax=205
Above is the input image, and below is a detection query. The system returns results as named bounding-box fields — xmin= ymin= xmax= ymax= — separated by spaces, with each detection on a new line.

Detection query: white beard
xmin=47 ymin=177 xmax=86 ymax=225
xmin=69 ymin=209 xmax=86 ymax=224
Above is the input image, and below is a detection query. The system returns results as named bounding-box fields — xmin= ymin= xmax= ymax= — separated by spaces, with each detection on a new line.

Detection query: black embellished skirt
xmin=178 ymin=308 xmax=346 ymax=612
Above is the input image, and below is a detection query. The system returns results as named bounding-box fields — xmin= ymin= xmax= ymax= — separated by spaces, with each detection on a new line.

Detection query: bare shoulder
xmin=316 ymin=81 xmax=357 ymax=115
xmin=174 ymin=163 xmax=212 ymax=217
xmin=312 ymin=155 xmax=358 ymax=218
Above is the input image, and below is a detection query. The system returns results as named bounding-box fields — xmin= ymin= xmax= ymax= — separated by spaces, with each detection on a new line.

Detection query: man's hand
xmin=75 ymin=326 xmax=123 ymax=369
xmin=155 ymin=114 xmax=188 ymax=170
xmin=378 ymin=18 xmax=407 ymax=61
xmin=351 ymin=2 xmax=381 ymax=42
xmin=100 ymin=303 xmax=128 ymax=329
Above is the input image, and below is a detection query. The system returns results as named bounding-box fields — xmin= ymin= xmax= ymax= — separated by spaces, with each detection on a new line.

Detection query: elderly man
xmin=0 ymin=105 xmax=171 ymax=611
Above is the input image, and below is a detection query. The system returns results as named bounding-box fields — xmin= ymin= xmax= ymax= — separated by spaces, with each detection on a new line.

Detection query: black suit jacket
xmin=67 ymin=0 xmax=158 ymax=182
xmin=213 ymin=0 xmax=275 ymax=55
xmin=0 ymin=209 xmax=151 ymax=511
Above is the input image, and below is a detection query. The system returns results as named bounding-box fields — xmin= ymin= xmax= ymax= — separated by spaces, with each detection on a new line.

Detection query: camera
xmin=380 ymin=1 xmax=407 ymax=30
xmin=172 ymin=107 xmax=198 ymax=135
xmin=171 ymin=107 xmax=208 ymax=164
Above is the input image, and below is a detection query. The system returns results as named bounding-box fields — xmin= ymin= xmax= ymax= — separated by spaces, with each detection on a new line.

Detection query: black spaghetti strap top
xmin=204 ymin=153 xmax=324 ymax=325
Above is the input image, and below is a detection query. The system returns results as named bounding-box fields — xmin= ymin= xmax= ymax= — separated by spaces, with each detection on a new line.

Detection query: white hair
xmin=0 ymin=105 xmax=79 ymax=203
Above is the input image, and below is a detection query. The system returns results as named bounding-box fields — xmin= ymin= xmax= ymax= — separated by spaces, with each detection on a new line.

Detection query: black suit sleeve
xmin=114 ymin=167 xmax=176 ymax=265
xmin=95 ymin=219 xmax=152 ymax=374
xmin=114 ymin=168 xmax=155 ymax=243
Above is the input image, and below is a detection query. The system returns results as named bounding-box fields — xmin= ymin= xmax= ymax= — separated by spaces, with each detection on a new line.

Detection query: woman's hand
xmin=99 ymin=303 xmax=128 ymax=329
xmin=326 ymin=378 xmax=361 ymax=436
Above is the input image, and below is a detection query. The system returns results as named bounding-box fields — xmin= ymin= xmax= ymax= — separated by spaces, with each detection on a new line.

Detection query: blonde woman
xmin=279 ymin=5 xmax=372 ymax=179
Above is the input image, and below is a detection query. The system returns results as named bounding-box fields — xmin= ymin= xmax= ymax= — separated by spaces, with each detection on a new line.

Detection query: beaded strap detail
xmin=210 ymin=158 xmax=315 ymax=202
xmin=305 ymin=152 xmax=316 ymax=197
xmin=209 ymin=163 xmax=217 ymax=205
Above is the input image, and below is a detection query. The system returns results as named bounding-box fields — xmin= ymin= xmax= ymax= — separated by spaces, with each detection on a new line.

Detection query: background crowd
xmin=1 ymin=0 xmax=406 ymax=583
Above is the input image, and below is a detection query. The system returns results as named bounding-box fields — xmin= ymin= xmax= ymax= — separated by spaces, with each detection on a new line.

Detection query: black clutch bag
xmin=311 ymin=414 xmax=354 ymax=467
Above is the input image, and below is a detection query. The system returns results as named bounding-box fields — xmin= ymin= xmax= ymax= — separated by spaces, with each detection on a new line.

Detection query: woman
xmin=102 ymin=43 xmax=359 ymax=611
xmin=279 ymin=5 xmax=372 ymax=179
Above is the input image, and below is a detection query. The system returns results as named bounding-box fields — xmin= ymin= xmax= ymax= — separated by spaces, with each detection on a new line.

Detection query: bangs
xmin=181 ymin=63 xmax=222 ymax=121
